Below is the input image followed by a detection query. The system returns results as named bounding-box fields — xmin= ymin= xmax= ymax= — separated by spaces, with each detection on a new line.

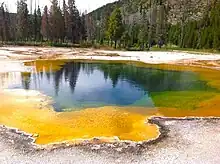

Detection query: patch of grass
xmin=151 ymin=91 xmax=217 ymax=110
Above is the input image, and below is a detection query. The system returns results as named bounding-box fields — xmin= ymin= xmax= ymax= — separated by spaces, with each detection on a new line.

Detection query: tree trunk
xmin=114 ymin=40 xmax=117 ymax=49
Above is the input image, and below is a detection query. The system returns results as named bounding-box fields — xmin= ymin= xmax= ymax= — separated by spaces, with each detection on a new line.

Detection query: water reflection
xmin=2 ymin=61 xmax=214 ymax=111
xmin=0 ymin=72 xmax=22 ymax=89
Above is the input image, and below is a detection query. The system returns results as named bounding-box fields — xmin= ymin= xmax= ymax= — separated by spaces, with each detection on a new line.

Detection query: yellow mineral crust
xmin=0 ymin=89 xmax=159 ymax=145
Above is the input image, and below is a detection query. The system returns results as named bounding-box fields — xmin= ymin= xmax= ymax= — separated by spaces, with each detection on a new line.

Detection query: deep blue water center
xmin=9 ymin=61 xmax=212 ymax=111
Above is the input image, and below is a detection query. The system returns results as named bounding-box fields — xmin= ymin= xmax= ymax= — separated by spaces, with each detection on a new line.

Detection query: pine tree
xmin=200 ymin=28 xmax=209 ymax=48
xmin=48 ymin=0 xmax=57 ymax=41
xmin=57 ymin=6 xmax=65 ymax=42
xmin=80 ymin=13 xmax=87 ymax=41
xmin=197 ymin=0 xmax=210 ymax=49
xmin=63 ymin=0 xmax=69 ymax=42
xmin=74 ymin=8 xmax=81 ymax=43
xmin=107 ymin=7 xmax=124 ymax=48
xmin=0 ymin=3 xmax=5 ymax=42
xmin=4 ymin=5 xmax=10 ymax=41
xmin=168 ymin=23 xmax=181 ymax=46
xmin=67 ymin=0 xmax=76 ymax=43
xmin=212 ymin=1 xmax=220 ymax=49
xmin=104 ymin=13 xmax=110 ymax=42
xmin=130 ymin=24 xmax=140 ymax=46
xmin=148 ymin=1 xmax=157 ymax=48
xmin=183 ymin=21 xmax=196 ymax=48
xmin=139 ymin=2 xmax=149 ymax=50
xmin=121 ymin=30 xmax=130 ymax=48
xmin=0 ymin=3 xmax=11 ymax=42
xmin=33 ymin=8 xmax=37 ymax=40
xmin=138 ymin=24 xmax=148 ymax=50
xmin=49 ymin=0 xmax=64 ymax=42
xmin=16 ymin=0 xmax=29 ymax=41
xmin=156 ymin=3 xmax=167 ymax=45
xmin=36 ymin=6 xmax=42 ymax=41
xmin=41 ymin=5 xmax=49 ymax=40
xmin=85 ymin=14 xmax=95 ymax=42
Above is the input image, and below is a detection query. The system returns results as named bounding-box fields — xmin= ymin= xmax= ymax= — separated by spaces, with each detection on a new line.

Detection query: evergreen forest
xmin=0 ymin=0 xmax=219 ymax=50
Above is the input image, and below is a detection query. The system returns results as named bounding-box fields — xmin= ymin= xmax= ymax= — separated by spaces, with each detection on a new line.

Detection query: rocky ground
xmin=1 ymin=118 xmax=220 ymax=164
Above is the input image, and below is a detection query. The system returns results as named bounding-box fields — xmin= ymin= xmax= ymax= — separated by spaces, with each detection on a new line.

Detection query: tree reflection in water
xmin=18 ymin=61 xmax=214 ymax=111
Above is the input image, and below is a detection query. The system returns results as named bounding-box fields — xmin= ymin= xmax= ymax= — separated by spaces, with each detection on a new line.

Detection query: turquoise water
xmin=9 ymin=61 xmax=213 ymax=111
